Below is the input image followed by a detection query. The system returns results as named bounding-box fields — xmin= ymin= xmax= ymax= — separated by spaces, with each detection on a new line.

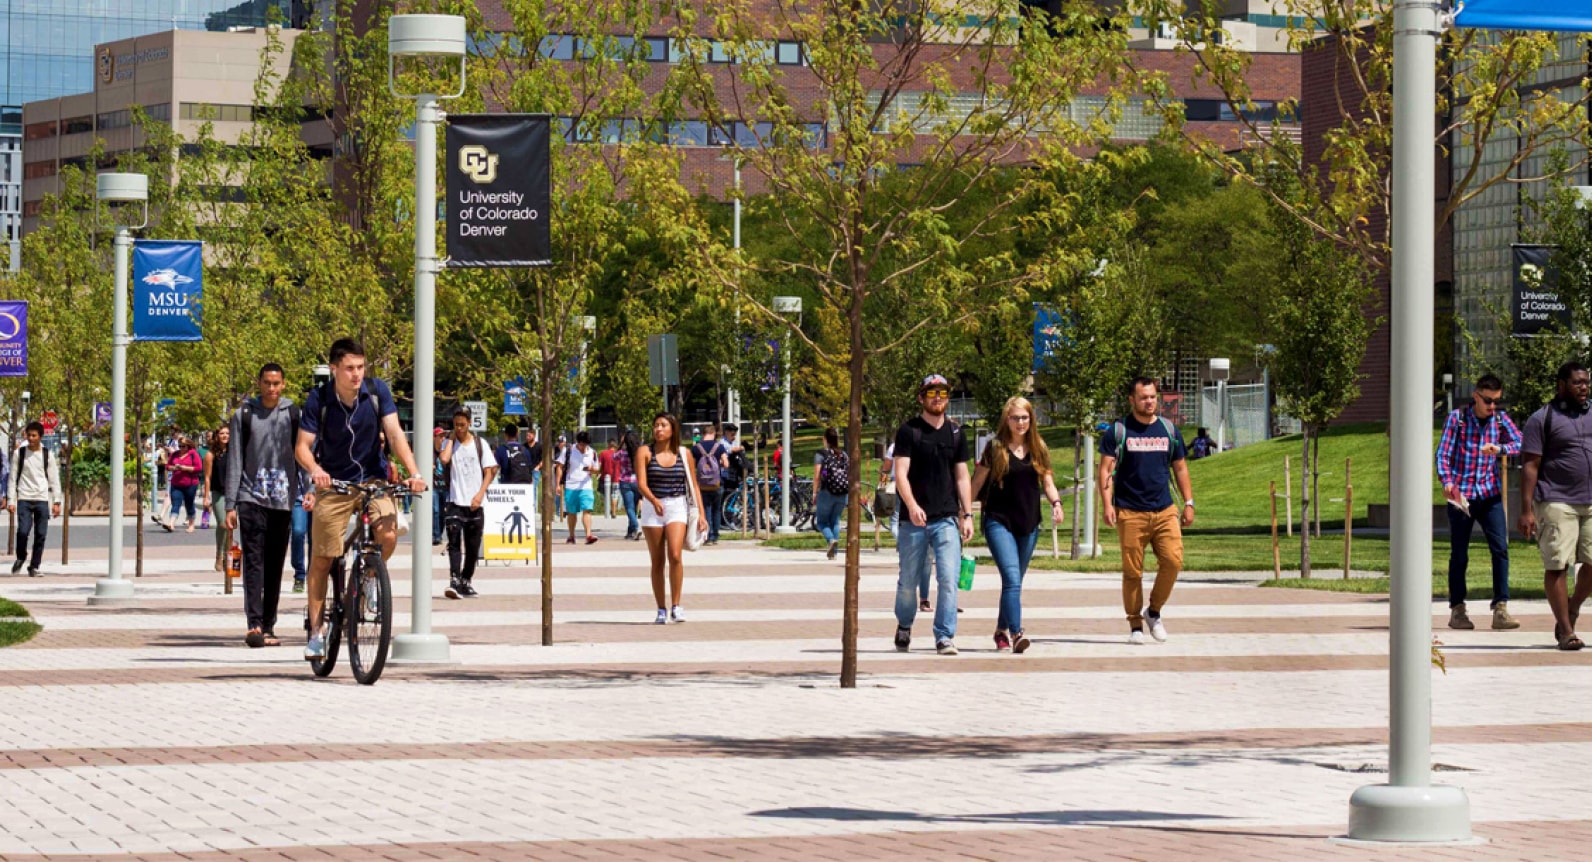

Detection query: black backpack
xmin=820 ymin=448 xmax=850 ymax=496
xmin=499 ymin=441 xmax=535 ymax=484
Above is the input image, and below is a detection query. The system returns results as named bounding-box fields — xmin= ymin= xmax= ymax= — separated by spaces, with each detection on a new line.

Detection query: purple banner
xmin=0 ymin=300 xmax=26 ymax=377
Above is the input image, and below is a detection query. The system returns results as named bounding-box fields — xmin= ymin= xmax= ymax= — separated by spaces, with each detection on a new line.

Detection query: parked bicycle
xmin=306 ymin=479 xmax=415 ymax=686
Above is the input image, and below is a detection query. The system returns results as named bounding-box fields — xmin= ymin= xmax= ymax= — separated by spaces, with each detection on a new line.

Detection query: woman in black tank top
xmin=635 ymin=412 xmax=707 ymax=625
xmin=205 ymin=425 xmax=232 ymax=572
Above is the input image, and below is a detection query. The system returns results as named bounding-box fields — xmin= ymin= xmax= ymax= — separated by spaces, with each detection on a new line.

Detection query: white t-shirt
xmin=446 ymin=436 xmax=498 ymax=506
xmin=562 ymin=445 xmax=597 ymax=490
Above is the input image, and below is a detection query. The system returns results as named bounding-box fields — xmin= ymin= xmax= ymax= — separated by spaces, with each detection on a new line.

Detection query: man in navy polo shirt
xmin=295 ymin=338 xmax=427 ymax=660
xmin=1098 ymin=376 xmax=1195 ymax=645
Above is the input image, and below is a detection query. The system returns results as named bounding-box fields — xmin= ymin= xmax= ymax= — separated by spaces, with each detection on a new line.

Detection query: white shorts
xmin=641 ymin=495 xmax=689 ymax=528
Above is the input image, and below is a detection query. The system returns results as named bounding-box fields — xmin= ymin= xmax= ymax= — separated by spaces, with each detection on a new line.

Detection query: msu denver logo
xmin=142 ymin=268 xmax=193 ymax=288
xmin=458 ymin=145 xmax=499 ymax=184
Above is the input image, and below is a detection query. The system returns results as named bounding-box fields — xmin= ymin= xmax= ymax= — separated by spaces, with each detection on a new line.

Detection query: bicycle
xmin=306 ymin=479 xmax=416 ymax=686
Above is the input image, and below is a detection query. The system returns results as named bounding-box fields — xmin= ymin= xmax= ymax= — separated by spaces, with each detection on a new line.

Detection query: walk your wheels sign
xmin=445 ymin=114 xmax=551 ymax=268
xmin=483 ymin=483 xmax=537 ymax=561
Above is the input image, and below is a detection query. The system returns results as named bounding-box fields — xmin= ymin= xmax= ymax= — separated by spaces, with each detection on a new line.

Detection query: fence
xmin=1200 ymin=383 xmax=1270 ymax=450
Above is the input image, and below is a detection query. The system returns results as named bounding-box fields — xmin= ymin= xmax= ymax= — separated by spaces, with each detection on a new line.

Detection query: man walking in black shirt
xmin=891 ymin=374 xmax=974 ymax=655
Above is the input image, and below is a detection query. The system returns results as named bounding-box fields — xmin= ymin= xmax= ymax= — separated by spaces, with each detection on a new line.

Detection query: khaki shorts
xmin=1535 ymin=501 xmax=1592 ymax=571
xmin=311 ymin=490 xmax=397 ymax=559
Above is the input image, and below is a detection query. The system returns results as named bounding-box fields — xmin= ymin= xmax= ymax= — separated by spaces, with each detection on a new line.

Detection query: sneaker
xmin=566 ymin=536 xmax=576 ymax=545
xmin=670 ymin=605 xmax=685 ymax=623
xmin=1449 ymin=604 xmax=1475 ymax=631
xmin=292 ymin=578 xmax=305 ymax=594
xmin=936 ymin=639 xmax=958 ymax=656
xmin=1491 ymin=602 xmax=1520 ymax=630
xmin=654 ymin=608 xmax=668 ymax=625
xmin=445 ymin=579 xmax=461 ymax=600
xmin=1146 ymin=612 xmax=1168 ymax=643
xmin=993 ymin=631 xmax=1011 ymax=651
xmin=827 ymin=540 xmax=838 ymax=560
xmin=304 ymin=635 xmax=326 ymax=660
xmin=26 ymin=568 xmax=38 ymax=578
xmin=9 ymin=559 xmax=20 ymax=575
xmin=1128 ymin=629 xmax=1146 ymax=646
xmin=585 ymin=535 xmax=599 ymax=545
xmin=1011 ymin=631 xmax=1031 ymax=654
xmin=460 ymin=581 xmax=478 ymax=598
xmin=919 ymin=598 xmax=931 ymax=612
xmin=894 ymin=626 xmax=911 ymax=652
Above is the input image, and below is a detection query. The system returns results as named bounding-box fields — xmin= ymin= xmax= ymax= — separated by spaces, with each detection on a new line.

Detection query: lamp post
xmin=773 ymin=296 xmax=801 ymax=534
xmin=387 ymin=13 xmax=466 ymax=663
xmin=578 ymin=316 xmax=595 ymax=430
xmin=89 ymin=173 xmax=147 ymax=606
xmin=726 ymin=156 xmax=742 ymax=429
xmin=1209 ymin=358 xmax=1231 ymax=452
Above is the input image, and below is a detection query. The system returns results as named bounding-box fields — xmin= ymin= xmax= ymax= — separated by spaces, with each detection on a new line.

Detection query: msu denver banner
xmin=133 ymin=240 xmax=203 ymax=342
xmin=1455 ymin=1 xmax=1592 ymax=32
xmin=445 ymin=114 xmax=552 ymax=268
xmin=0 ymin=300 xmax=27 ymax=377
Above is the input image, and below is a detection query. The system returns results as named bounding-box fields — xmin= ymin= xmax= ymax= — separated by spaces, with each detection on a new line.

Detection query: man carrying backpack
xmin=440 ymin=408 xmax=497 ymax=598
xmin=556 ymin=430 xmax=600 ymax=544
xmin=692 ymin=423 xmax=729 ymax=545
xmin=225 ymin=364 xmax=300 ymax=647
xmin=7 ymin=421 xmax=61 ymax=577
xmin=495 ymin=423 xmax=537 ymax=488
xmin=1099 ymin=376 xmax=1195 ymax=646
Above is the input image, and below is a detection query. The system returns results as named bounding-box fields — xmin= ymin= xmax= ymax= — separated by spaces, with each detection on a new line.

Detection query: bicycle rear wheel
xmin=309 ymin=560 xmax=344 ymax=678
xmin=345 ymin=551 xmax=393 ymax=685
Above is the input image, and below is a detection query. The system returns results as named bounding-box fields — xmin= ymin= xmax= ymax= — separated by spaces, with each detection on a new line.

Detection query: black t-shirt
xmin=893 ymin=416 xmax=969 ymax=521
xmin=979 ymin=446 xmax=1040 ymax=536
xmin=527 ymin=443 xmax=544 ymax=471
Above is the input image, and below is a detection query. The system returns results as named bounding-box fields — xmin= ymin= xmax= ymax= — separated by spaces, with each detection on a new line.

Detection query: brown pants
xmin=1117 ymin=506 xmax=1182 ymax=628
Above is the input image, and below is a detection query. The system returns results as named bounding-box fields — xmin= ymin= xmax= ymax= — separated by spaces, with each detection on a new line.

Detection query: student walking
xmin=691 ymin=423 xmax=728 ymax=545
xmin=971 ymin=397 xmax=1065 ymax=653
xmin=892 ymin=375 xmax=974 ymax=656
xmin=441 ymin=408 xmax=497 ymax=600
xmin=636 ymin=413 xmax=707 ymax=623
xmin=8 ymin=422 xmax=61 ymax=577
xmin=225 ymin=364 xmax=300 ymax=648
xmin=597 ymin=438 xmax=619 ymax=517
xmin=812 ymin=427 xmax=850 ymax=560
xmin=557 ymin=431 xmax=600 ymax=544
xmin=1436 ymin=372 xmax=1522 ymax=631
xmin=1099 ymin=376 xmax=1195 ymax=645
xmin=1519 ymin=361 xmax=1592 ymax=650
xmin=204 ymin=424 xmax=233 ymax=572
xmin=616 ymin=430 xmax=641 ymax=540
xmin=494 ymin=423 xmax=537 ymax=489
xmin=165 ymin=437 xmax=205 ymax=532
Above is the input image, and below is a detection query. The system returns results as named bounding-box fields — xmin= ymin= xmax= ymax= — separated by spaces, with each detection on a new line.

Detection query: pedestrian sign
xmin=482 ymin=483 xmax=536 ymax=561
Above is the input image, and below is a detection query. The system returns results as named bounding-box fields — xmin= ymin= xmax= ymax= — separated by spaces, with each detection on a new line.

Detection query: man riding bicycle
xmin=295 ymin=338 xmax=427 ymax=660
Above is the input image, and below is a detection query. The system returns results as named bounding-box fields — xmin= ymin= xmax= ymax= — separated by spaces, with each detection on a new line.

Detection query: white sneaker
xmin=654 ymin=609 xmax=668 ymax=625
xmin=1146 ymin=614 xmax=1168 ymax=643
xmin=936 ymin=639 xmax=958 ymax=655
xmin=304 ymin=635 xmax=325 ymax=659
xmin=670 ymin=605 xmax=685 ymax=623
xmin=1128 ymin=630 xmax=1146 ymax=646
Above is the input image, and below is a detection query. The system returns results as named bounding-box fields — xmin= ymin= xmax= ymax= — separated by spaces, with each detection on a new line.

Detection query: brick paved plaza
xmin=0 ymin=518 xmax=1588 ymax=860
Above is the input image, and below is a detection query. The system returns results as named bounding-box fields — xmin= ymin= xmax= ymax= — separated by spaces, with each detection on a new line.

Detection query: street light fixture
xmin=388 ymin=13 xmax=466 ymax=663
xmin=773 ymin=296 xmax=801 ymax=534
xmin=89 ymin=172 xmax=147 ymax=606
xmin=1209 ymin=357 xmax=1231 ymax=453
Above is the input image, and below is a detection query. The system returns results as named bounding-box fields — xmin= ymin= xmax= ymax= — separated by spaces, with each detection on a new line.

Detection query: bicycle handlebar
xmin=324 ymin=479 xmax=423 ymax=499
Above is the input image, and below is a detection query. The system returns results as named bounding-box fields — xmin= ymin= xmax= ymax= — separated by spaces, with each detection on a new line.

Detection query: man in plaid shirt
xmin=1436 ymin=373 xmax=1522 ymax=631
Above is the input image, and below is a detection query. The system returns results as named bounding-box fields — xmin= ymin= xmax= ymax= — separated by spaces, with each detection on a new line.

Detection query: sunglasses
xmin=1476 ymin=395 xmax=1502 ymax=406
xmin=922 ymin=387 xmax=950 ymax=398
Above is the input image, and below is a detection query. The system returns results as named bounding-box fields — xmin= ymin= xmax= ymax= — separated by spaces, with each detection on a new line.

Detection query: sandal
xmin=262 ymin=633 xmax=281 ymax=647
xmin=1561 ymin=635 xmax=1584 ymax=651
xmin=919 ymin=599 xmax=931 ymax=612
xmin=245 ymin=629 xmax=265 ymax=649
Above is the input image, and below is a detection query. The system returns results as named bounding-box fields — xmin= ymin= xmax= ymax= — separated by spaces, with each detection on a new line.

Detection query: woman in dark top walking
xmin=635 ymin=412 xmax=707 ymax=624
xmin=971 ymin=396 xmax=1065 ymax=653
xmin=204 ymin=425 xmax=232 ymax=571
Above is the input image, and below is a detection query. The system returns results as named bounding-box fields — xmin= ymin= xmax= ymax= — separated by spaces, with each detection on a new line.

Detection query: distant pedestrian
xmin=598 ymin=438 xmax=619 ymax=517
xmin=7 ymin=422 xmax=61 ymax=577
xmin=812 ymin=427 xmax=849 ymax=560
xmin=1437 ymin=372 xmax=1522 ymax=631
xmin=165 ymin=436 xmax=204 ymax=533
xmin=691 ymin=423 xmax=728 ymax=545
xmin=1099 ymin=376 xmax=1195 ymax=645
xmin=557 ymin=431 xmax=600 ymax=544
xmin=553 ymin=435 xmax=568 ymax=517
xmin=1189 ymin=427 xmax=1215 ymax=460
xmin=290 ymin=487 xmax=309 ymax=593
xmin=440 ymin=408 xmax=497 ymax=599
xmin=204 ymin=424 xmax=232 ymax=572
xmin=892 ymin=374 xmax=973 ymax=656
xmin=432 ymin=426 xmax=448 ymax=546
xmin=226 ymin=364 xmax=300 ymax=648
xmin=636 ymin=413 xmax=707 ymax=623
xmin=494 ymin=423 xmax=538 ymax=489
xmin=616 ymin=430 xmax=641 ymax=540
xmin=1519 ymin=361 xmax=1592 ymax=651
xmin=971 ymin=396 xmax=1064 ymax=654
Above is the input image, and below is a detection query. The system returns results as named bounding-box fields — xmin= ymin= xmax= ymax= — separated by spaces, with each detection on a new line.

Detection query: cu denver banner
xmin=133 ymin=240 xmax=203 ymax=341
xmin=1455 ymin=1 xmax=1592 ymax=32
xmin=445 ymin=114 xmax=552 ymax=267
xmin=0 ymin=301 xmax=27 ymax=377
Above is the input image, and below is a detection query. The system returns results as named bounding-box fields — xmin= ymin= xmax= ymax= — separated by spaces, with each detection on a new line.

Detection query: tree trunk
xmin=60 ymin=430 xmax=70 ymax=565
xmin=1299 ymin=427 xmax=1312 ymax=578
xmin=1069 ymin=430 xmax=1082 ymax=559
xmin=539 ymin=308 xmax=556 ymax=647
xmin=841 ymin=280 xmax=865 ymax=690
xmin=1312 ymin=432 xmax=1321 ymax=538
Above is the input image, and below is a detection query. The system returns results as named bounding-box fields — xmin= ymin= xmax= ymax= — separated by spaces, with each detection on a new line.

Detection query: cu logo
xmin=459 ymin=145 xmax=499 ymax=185
xmin=0 ymin=312 xmax=21 ymax=341
xmin=1520 ymin=263 xmax=1545 ymax=290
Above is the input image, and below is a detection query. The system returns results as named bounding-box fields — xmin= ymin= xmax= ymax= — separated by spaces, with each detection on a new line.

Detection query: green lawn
xmin=0 ymin=597 xmax=38 ymax=648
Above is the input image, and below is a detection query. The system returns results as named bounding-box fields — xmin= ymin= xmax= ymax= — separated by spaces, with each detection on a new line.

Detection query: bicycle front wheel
xmin=309 ymin=560 xmax=344 ymax=678
xmin=345 ymin=551 xmax=393 ymax=685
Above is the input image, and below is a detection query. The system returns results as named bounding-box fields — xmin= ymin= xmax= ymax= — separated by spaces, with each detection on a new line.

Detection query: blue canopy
xmin=1455 ymin=0 xmax=1592 ymax=32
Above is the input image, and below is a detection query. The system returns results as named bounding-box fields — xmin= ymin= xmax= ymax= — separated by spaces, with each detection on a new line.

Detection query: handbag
xmin=681 ymin=446 xmax=708 ymax=551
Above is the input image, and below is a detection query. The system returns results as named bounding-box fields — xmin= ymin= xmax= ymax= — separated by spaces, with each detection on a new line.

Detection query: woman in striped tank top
xmin=636 ymin=412 xmax=707 ymax=624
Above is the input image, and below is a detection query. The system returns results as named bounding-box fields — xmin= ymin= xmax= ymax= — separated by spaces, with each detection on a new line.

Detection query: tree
xmin=677 ymin=0 xmax=1134 ymax=686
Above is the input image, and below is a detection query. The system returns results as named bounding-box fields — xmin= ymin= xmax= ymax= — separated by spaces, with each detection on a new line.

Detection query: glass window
xmin=777 ymin=41 xmax=804 ymax=65
xmin=707 ymin=122 xmax=735 ymax=147
xmin=710 ymin=41 xmax=732 ymax=63
xmin=734 ymin=121 xmax=772 ymax=147
xmin=668 ymin=120 xmax=709 ymax=147
xmin=539 ymin=35 xmax=574 ymax=60
xmin=802 ymin=122 xmax=827 ymax=148
xmin=23 ymin=122 xmax=56 ymax=141
xmin=643 ymin=37 xmax=668 ymax=62
xmin=61 ymin=116 xmax=92 ymax=135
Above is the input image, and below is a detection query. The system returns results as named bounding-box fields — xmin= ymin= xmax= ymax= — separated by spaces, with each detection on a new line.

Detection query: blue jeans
xmin=431 ymin=487 xmax=443 ymax=544
xmin=15 ymin=499 xmax=48 ymax=570
xmin=619 ymin=480 xmax=640 ymax=535
xmin=1447 ymin=494 xmax=1509 ymax=608
xmin=291 ymin=498 xmax=309 ymax=580
xmin=815 ymin=489 xmax=845 ymax=544
xmin=894 ymin=517 xmax=961 ymax=642
xmin=168 ymin=484 xmax=198 ymax=522
xmin=984 ymin=518 xmax=1038 ymax=635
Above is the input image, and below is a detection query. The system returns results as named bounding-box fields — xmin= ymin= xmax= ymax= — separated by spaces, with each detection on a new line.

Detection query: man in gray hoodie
xmin=225 ymin=364 xmax=299 ymax=648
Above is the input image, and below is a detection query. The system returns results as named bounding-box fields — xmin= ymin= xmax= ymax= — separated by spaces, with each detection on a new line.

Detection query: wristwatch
xmin=1183 ymin=499 xmax=1195 ymax=508
xmin=960 ymin=513 xmax=973 ymax=520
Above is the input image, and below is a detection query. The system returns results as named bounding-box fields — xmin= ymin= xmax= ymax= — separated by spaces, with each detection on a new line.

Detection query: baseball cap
xmin=433 ymin=426 xmax=446 ymax=436
xmin=919 ymin=374 xmax=950 ymax=392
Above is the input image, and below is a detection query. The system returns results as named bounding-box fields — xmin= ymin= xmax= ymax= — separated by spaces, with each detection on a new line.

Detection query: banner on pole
xmin=1511 ymin=244 xmax=1572 ymax=336
xmin=1456 ymin=1 xmax=1592 ymax=33
xmin=482 ymin=483 xmax=537 ymax=561
xmin=132 ymin=240 xmax=203 ymax=341
xmin=1032 ymin=304 xmax=1069 ymax=373
xmin=503 ymin=377 xmax=528 ymax=416
xmin=445 ymin=114 xmax=552 ymax=268
xmin=0 ymin=300 xmax=27 ymax=377
xmin=94 ymin=402 xmax=112 ymax=427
